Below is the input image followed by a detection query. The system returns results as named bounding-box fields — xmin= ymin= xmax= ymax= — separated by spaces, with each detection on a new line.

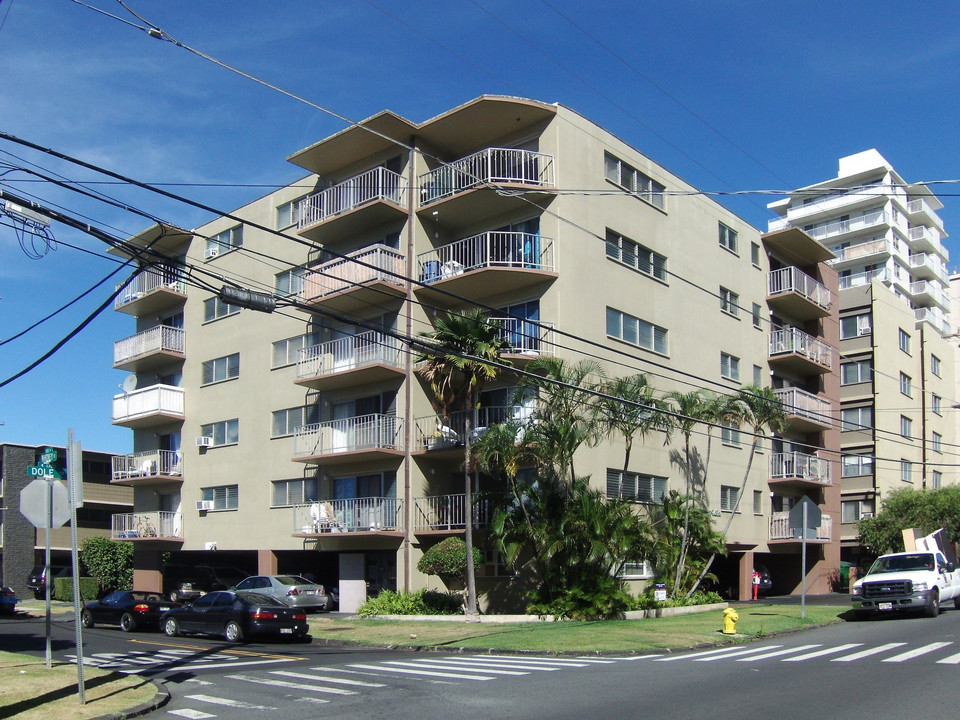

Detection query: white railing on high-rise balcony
xmin=908 ymin=226 xmax=948 ymax=258
xmin=419 ymin=148 xmax=555 ymax=205
xmin=299 ymin=244 xmax=405 ymax=302
xmin=112 ymin=511 xmax=182 ymax=540
xmin=909 ymin=253 xmax=949 ymax=282
xmin=115 ymin=267 xmax=186 ymax=308
xmin=412 ymin=405 xmax=534 ymax=452
xmin=769 ymin=328 xmax=833 ymax=369
xmin=293 ymin=414 xmax=402 ymax=458
xmin=112 ymin=385 xmax=184 ymax=424
xmin=114 ymin=326 xmax=185 ymax=365
xmin=767 ymin=266 xmax=832 ymax=310
xmin=910 ymin=281 xmax=949 ymax=308
xmin=915 ymin=307 xmax=952 ymax=336
xmin=907 ymin=198 xmax=945 ymax=231
xmin=769 ymin=512 xmax=832 ymax=541
xmin=416 ymin=231 xmax=554 ymax=283
xmin=773 ymin=388 xmax=832 ymax=427
xmin=838 ymin=267 xmax=891 ymax=290
xmin=412 ymin=494 xmax=493 ymax=531
xmin=292 ymin=497 xmax=403 ymax=534
xmin=112 ymin=450 xmax=182 ymax=481
xmin=297 ymin=166 xmax=405 ymax=229
xmin=770 ymin=451 xmax=831 ymax=484
xmin=297 ymin=332 xmax=403 ymax=380
xmin=803 ymin=208 xmax=894 ymax=241
xmin=490 ymin=317 xmax=555 ymax=356
xmin=826 ymin=237 xmax=895 ymax=265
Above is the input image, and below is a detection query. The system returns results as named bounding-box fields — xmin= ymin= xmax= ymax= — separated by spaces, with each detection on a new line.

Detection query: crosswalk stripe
xmin=384 ymin=660 xmax=529 ymax=676
xmin=185 ymin=694 xmax=276 ymax=710
xmin=347 ymin=663 xmax=495 ymax=680
xmin=287 ymin=670 xmax=387 ymax=687
xmin=692 ymin=646 xmax=788 ymax=662
xmin=655 ymin=645 xmax=782 ymax=662
xmin=831 ymin=642 xmax=907 ymax=662
xmin=224 ymin=673 xmax=344 ymax=696
xmin=782 ymin=644 xmax=863 ymax=662
xmin=735 ymin=645 xmax=822 ymax=662
xmin=882 ymin=642 xmax=953 ymax=663
xmin=936 ymin=651 xmax=960 ymax=665
xmin=168 ymin=710 xmax=216 ymax=719
xmin=439 ymin=658 xmax=561 ymax=671
xmin=478 ymin=655 xmax=593 ymax=666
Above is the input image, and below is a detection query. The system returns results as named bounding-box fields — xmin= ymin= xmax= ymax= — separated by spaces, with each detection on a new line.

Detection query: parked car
xmin=81 ymin=590 xmax=182 ymax=632
xmin=755 ymin=565 xmax=773 ymax=595
xmin=26 ymin=565 xmax=71 ymax=599
xmin=0 ymin=585 xmax=19 ymax=613
xmin=162 ymin=565 xmax=249 ymax=602
xmin=232 ymin=575 xmax=328 ymax=612
xmin=322 ymin=584 xmax=339 ymax=611
xmin=160 ymin=590 xmax=309 ymax=642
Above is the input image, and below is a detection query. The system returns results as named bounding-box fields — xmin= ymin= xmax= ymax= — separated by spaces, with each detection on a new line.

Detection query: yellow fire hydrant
xmin=722 ymin=607 xmax=739 ymax=635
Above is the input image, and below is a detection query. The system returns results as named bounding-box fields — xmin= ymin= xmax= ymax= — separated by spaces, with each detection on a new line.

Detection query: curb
xmin=89 ymin=680 xmax=170 ymax=720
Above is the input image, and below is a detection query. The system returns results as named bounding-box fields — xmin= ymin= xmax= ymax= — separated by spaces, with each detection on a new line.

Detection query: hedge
xmin=53 ymin=576 xmax=98 ymax=602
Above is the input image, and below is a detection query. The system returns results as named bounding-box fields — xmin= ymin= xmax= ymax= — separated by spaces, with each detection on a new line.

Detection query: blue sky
xmin=1 ymin=0 xmax=959 ymax=452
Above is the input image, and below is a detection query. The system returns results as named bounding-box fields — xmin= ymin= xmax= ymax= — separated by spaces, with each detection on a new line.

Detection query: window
xmin=720 ymin=352 xmax=740 ymax=381
xmin=752 ymin=303 xmax=762 ymax=329
xmin=900 ymin=415 xmax=912 ymax=438
xmin=753 ymin=365 xmax=763 ymax=387
xmin=604 ymin=152 xmax=665 ymax=209
xmin=720 ymin=287 xmax=739 ymax=317
xmin=931 ymin=354 xmax=941 ymax=377
xmin=271 ymin=478 xmax=319 ymax=507
xmin=932 ymin=394 xmax=942 ymax=415
xmin=606 ymin=470 xmax=667 ymax=504
xmin=900 ymin=372 xmax=912 ymax=397
xmin=933 ymin=470 xmax=943 ymax=489
xmin=718 ymin=222 xmax=738 ymax=253
xmin=276 ymin=198 xmax=304 ymax=229
xmin=605 ymin=230 xmax=667 ymax=281
xmin=619 ymin=561 xmax=655 ymax=579
xmin=606 ymin=308 xmax=668 ymax=354
xmin=751 ymin=242 xmax=761 ymax=267
xmin=201 ymin=484 xmax=238 ymax=511
xmin=272 ymin=405 xmax=320 ymax=438
xmin=272 ymin=333 xmax=320 ymax=368
xmin=206 ymin=225 xmax=242 ymax=256
xmin=201 ymin=353 xmax=239 ymax=385
xmin=841 ymin=500 xmax=875 ymax=524
xmin=482 ymin=549 xmax=515 ymax=577
xmin=275 ymin=267 xmax=305 ymax=297
xmin=721 ymin=421 xmax=740 ymax=446
xmin=841 ymin=359 xmax=872 ymax=385
xmin=900 ymin=459 xmax=913 ymax=483
xmin=720 ymin=485 xmax=739 ymax=512
xmin=840 ymin=312 xmax=872 ymax=339
xmin=200 ymin=419 xmax=239 ymax=447
xmin=841 ymin=406 xmax=873 ymax=431
xmin=898 ymin=328 xmax=911 ymax=354
xmin=203 ymin=296 xmax=240 ymax=322
xmin=842 ymin=454 xmax=874 ymax=477
xmin=753 ymin=490 xmax=763 ymax=515
xmin=932 ymin=432 xmax=942 ymax=454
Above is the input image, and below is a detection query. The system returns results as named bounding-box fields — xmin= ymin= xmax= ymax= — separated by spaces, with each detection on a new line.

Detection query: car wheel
xmin=163 ymin=617 xmax=180 ymax=637
xmin=120 ymin=612 xmax=136 ymax=632
xmin=80 ymin=610 xmax=94 ymax=629
xmin=224 ymin=620 xmax=244 ymax=643
xmin=925 ymin=589 xmax=940 ymax=618
xmin=324 ymin=596 xmax=334 ymax=612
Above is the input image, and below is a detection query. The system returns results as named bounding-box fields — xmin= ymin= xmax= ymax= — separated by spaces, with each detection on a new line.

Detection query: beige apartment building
xmin=769 ymin=150 xmax=957 ymax=568
xmin=107 ymin=96 xmax=840 ymax=609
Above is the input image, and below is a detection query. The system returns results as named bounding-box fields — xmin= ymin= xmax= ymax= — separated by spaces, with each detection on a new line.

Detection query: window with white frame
xmin=932 ymin=394 xmax=943 ymax=415
xmin=272 ymin=405 xmax=320 ymax=438
xmin=841 ymin=359 xmax=872 ymax=385
xmin=751 ymin=242 xmax=760 ymax=267
xmin=753 ymin=365 xmax=763 ymax=386
xmin=203 ymin=296 xmax=240 ymax=322
xmin=720 ymin=287 xmax=739 ymax=317
xmin=606 ymin=469 xmax=667 ymax=504
xmin=900 ymin=459 xmax=913 ymax=483
xmin=720 ymin=352 xmax=740 ymax=381
xmin=932 ymin=431 xmax=942 ymax=453
xmin=606 ymin=308 xmax=668 ymax=354
xmin=618 ymin=561 xmax=655 ymax=579
xmin=900 ymin=372 xmax=912 ymax=397
xmin=200 ymin=419 xmax=239 ymax=447
xmin=931 ymin=354 xmax=941 ymax=377
xmin=840 ymin=312 xmax=872 ymax=339
xmin=900 ymin=415 xmax=912 ymax=438
xmin=201 ymin=353 xmax=239 ymax=385
xmin=604 ymin=152 xmax=665 ymax=209
xmin=898 ymin=328 xmax=911 ymax=354
xmin=206 ymin=225 xmax=242 ymax=256
xmin=842 ymin=454 xmax=874 ymax=477
xmin=721 ymin=421 xmax=741 ymax=446
xmin=718 ymin=222 xmax=738 ymax=253
xmin=271 ymin=477 xmax=319 ymax=507
xmin=276 ymin=198 xmax=304 ymax=229
xmin=752 ymin=303 xmax=762 ymax=329
xmin=933 ymin=470 xmax=943 ymax=489
xmin=201 ymin=484 xmax=238 ymax=511
xmin=272 ymin=333 xmax=321 ymax=368
xmin=720 ymin=485 xmax=739 ymax=512
xmin=753 ymin=490 xmax=763 ymax=515
xmin=841 ymin=405 xmax=873 ymax=431
xmin=605 ymin=229 xmax=668 ymax=281
xmin=275 ymin=267 xmax=306 ymax=297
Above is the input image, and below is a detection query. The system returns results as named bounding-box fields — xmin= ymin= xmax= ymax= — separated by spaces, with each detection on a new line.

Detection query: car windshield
xmin=868 ymin=553 xmax=936 ymax=574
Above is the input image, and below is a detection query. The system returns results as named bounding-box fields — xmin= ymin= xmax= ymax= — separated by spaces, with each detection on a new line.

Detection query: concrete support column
xmin=257 ymin=549 xmax=278 ymax=575
xmin=339 ymin=553 xmax=366 ymax=614
xmin=132 ymin=548 xmax=163 ymax=593
xmin=738 ymin=551 xmax=755 ymax=601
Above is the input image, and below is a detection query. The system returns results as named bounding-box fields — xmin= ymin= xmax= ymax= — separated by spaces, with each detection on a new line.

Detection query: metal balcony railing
xmin=491 ymin=317 xmax=555 ymax=356
xmin=770 ymin=451 xmax=831 ymax=485
xmin=293 ymin=414 xmax=403 ymax=457
xmin=412 ymin=406 xmax=533 ymax=451
xmin=114 ymin=326 xmax=185 ymax=365
xmin=417 ymin=231 xmax=555 ymax=283
xmin=112 ymin=511 xmax=182 ymax=540
xmin=112 ymin=450 xmax=182 ymax=481
xmin=112 ymin=384 xmax=184 ymax=423
xmin=769 ymin=328 xmax=833 ymax=369
xmin=419 ymin=147 xmax=555 ymax=205
xmin=297 ymin=166 xmax=405 ymax=228
xmin=773 ymin=388 xmax=832 ymax=427
xmin=769 ymin=511 xmax=832 ymax=541
xmin=412 ymin=494 xmax=493 ymax=531
xmin=297 ymin=331 xmax=403 ymax=380
xmin=114 ymin=267 xmax=186 ymax=308
xmin=767 ymin=266 xmax=832 ymax=310
xmin=293 ymin=497 xmax=403 ymax=534
xmin=838 ymin=267 xmax=891 ymax=290
xmin=300 ymin=244 xmax=405 ymax=302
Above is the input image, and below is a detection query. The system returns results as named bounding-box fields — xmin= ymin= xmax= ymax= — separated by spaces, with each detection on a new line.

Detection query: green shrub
xmin=527 ymin=574 xmax=635 ymax=620
xmin=357 ymin=589 xmax=463 ymax=617
xmin=417 ymin=538 xmax=482 ymax=586
xmin=631 ymin=587 xmax=724 ymax=610
xmin=53 ymin=576 xmax=98 ymax=602
xmin=80 ymin=536 xmax=133 ymax=594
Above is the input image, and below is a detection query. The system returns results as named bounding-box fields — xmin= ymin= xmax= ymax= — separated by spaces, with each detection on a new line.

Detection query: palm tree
xmin=417 ymin=308 xmax=510 ymax=616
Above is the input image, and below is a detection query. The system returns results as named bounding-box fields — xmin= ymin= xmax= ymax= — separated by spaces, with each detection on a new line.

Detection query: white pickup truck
xmin=852 ymin=550 xmax=960 ymax=618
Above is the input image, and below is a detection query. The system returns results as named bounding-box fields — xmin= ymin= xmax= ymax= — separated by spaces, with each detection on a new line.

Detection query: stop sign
xmin=20 ymin=478 xmax=71 ymax=528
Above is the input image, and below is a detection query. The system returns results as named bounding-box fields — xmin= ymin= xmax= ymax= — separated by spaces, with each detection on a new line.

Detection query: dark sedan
xmin=160 ymin=590 xmax=309 ymax=643
xmin=0 ymin=586 xmax=19 ymax=614
xmin=81 ymin=591 xmax=181 ymax=632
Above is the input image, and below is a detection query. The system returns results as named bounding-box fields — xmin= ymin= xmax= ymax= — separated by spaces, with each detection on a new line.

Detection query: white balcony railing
xmin=113 ymin=326 xmax=185 ymax=365
xmin=769 ymin=328 xmax=833 ymax=369
xmin=112 ymin=450 xmax=182 ymax=481
xmin=838 ymin=267 xmax=891 ymax=290
xmin=297 ymin=331 xmax=403 ymax=381
xmin=915 ymin=307 xmax=952 ymax=336
xmin=114 ymin=267 xmax=186 ymax=308
xmin=769 ymin=511 xmax=832 ymax=541
xmin=419 ymin=147 xmax=555 ymax=205
xmin=805 ymin=208 xmax=891 ymax=242
xmin=908 ymin=226 xmax=948 ymax=258
xmin=909 ymin=253 xmax=950 ymax=282
xmin=293 ymin=497 xmax=403 ymax=534
xmin=910 ymin=280 xmax=949 ymax=309
xmin=293 ymin=414 xmax=402 ymax=458
xmin=767 ymin=266 xmax=832 ymax=310
xmin=112 ymin=384 xmax=184 ymax=424
xmin=412 ymin=406 xmax=533 ymax=452
xmin=770 ymin=451 xmax=831 ymax=485
xmin=773 ymin=388 xmax=832 ymax=427
xmin=826 ymin=237 xmax=895 ymax=265
xmin=491 ymin=317 xmax=555 ymax=356
xmin=299 ymin=244 xmax=404 ymax=303
xmin=417 ymin=231 xmax=555 ymax=283
xmin=907 ymin=198 xmax=945 ymax=232
xmin=297 ymin=166 xmax=405 ymax=229
xmin=412 ymin=494 xmax=493 ymax=531
xmin=112 ymin=511 xmax=182 ymax=540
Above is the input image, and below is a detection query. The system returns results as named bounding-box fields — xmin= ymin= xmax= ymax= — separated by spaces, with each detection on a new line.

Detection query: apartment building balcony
xmin=296 ymin=166 xmax=407 ymax=243
xmin=769 ymin=511 xmax=832 ymax=543
xmin=838 ymin=267 xmax=891 ymax=291
xmin=767 ymin=266 xmax=832 ymax=320
xmin=292 ymin=414 xmax=404 ymax=465
xmin=295 ymin=332 xmax=404 ymax=391
xmin=907 ymin=198 xmax=945 ymax=233
xmin=111 ymin=450 xmax=182 ymax=487
xmin=805 ymin=208 xmax=899 ymax=245
xmin=769 ymin=451 xmax=832 ymax=488
xmin=768 ymin=328 xmax=833 ymax=375
xmin=908 ymin=226 xmax=947 ymax=258
xmin=915 ymin=307 xmax=952 ymax=336
xmin=909 ymin=253 xmax=950 ymax=283
xmin=773 ymin=388 xmax=833 ymax=433
xmin=112 ymin=511 xmax=183 ymax=542
xmin=493 ymin=317 xmax=556 ymax=364
xmin=412 ymin=406 xmax=531 ymax=454
xmin=910 ymin=280 xmax=949 ymax=311
xmin=114 ymin=268 xmax=187 ymax=316
xmin=412 ymin=494 xmax=493 ymax=534
xmin=414 ymin=231 xmax=557 ymax=306
xmin=417 ymin=148 xmax=556 ymax=228
xmin=292 ymin=498 xmax=403 ymax=537
xmin=113 ymin=325 xmax=185 ymax=372
xmin=112 ymin=384 xmax=184 ymax=429
xmin=298 ymin=244 xmax=406 ymax=314
xmin=783 ymin=186 xmax=891 ymax=225
xmin=826 ymin=238 xmax=895 ymax=270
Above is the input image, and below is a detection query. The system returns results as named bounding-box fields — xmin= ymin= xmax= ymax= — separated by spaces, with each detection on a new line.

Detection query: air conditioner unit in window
xmin=196 ymin=500 xmax=214 ymax=511
xmin=204 ymin=247 xmax=220 ymax=260
xmin=860 ymin=511 xmax=874 ymax=519
xmin=196 ymin=436 xmax=213 ymax=447
xmin=859 ymin=327 xmax=871 ymax=335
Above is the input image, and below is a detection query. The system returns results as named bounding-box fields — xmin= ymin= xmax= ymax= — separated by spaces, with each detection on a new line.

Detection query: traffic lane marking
xmin=185 ymin=694 xmax=277 ymax=710
xmin=127 ymin=637 xmax=308 ymax=661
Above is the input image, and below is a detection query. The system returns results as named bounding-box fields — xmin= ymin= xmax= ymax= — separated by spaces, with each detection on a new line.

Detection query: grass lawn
xmin=307 ymin=602 xmax=851 ymax=654
xmin=0 ymin=651 xmax=160 ymax=720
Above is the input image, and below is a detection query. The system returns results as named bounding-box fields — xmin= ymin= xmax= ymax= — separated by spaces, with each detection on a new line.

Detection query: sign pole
xmin=67 ymin=430 xmax=85 ymax=704
xmin=45 ymin=478 xmax=52 ymax=668
xmin=801 ymin=501 xmax=808 ymax=620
